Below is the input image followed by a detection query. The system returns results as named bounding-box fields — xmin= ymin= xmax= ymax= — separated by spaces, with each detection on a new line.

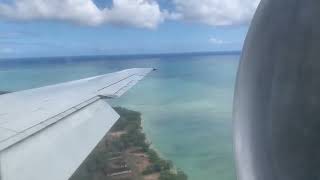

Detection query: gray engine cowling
xmin=233 ymin=0 xmax=320 ymax=180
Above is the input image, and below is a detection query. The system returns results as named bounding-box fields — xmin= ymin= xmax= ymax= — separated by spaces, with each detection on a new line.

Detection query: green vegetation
xmin=159 ymin=170 xmax=188 ymax=180
xmin=142 ymin=148 xmax=187 ymax=180
xmin=71 ymin=107 xmax=145 ymax=180
xmin=110 ymin=107 xmax=150 ymax=152
xmin=70 ymin=107 xmax=187 ymax=180
xmin=111 ymin=107 xmax=142 ymax=132
xmin=142 ymin=149 xmax=173 ymax=174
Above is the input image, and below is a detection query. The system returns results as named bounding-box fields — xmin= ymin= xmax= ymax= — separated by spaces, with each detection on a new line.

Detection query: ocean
xmin=0 ymin=53 xmax=240 ymax=180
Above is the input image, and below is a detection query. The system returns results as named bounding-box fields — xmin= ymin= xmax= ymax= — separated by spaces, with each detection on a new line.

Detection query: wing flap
xmin=98 ymin=74 xmax=147 ymax=98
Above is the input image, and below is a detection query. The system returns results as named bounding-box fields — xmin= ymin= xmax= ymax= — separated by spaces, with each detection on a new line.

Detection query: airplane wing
xmin=0 ymin=68 xmax=154 ymax=180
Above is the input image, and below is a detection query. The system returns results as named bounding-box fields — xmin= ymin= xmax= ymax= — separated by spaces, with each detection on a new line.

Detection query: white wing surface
xmin=0 ymin=68 xmax=154 ymax=180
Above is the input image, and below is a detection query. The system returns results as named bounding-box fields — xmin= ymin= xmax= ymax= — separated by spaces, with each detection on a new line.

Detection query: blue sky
xmin=0 ymin=0 xmax=260 ymax=58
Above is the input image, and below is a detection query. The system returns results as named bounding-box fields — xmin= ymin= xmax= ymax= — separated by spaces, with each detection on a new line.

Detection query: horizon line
xmin=0 ymin=50 xmax=242 ymax=61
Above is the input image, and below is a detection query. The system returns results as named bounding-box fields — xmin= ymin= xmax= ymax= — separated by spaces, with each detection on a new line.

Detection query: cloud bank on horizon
xmin=174 ymin=0 xmax=260 ymax=26
xmin=0 ymin=0 xmax=260 ymax=28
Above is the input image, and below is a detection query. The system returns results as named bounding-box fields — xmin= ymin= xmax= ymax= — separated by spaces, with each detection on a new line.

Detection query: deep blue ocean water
xmin=0 ymin=53 xmax=240 ymax=180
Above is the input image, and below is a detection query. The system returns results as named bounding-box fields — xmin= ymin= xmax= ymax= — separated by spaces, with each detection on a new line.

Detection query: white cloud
xmin=0 ymin=0 xmax=166 ymax=28
xmin=209 ymin=37 xmax=227 ymax=44
xmin=173 ymin=0 xmax=260 ymax=26
xmin=0 ymin=0 xmax=261 ymax=28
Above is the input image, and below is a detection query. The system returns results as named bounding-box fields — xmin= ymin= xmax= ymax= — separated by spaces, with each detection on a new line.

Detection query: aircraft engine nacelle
xmin=233 ymin=0 xmax=320 ymax=180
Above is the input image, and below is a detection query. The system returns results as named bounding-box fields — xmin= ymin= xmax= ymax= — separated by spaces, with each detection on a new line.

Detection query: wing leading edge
xmin=0 ymin=68 xmax=154 ymax=180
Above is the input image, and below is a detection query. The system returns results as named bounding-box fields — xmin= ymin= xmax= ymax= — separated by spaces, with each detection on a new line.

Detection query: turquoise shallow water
xmin=0 ymin=54 xmax=239 ymax=180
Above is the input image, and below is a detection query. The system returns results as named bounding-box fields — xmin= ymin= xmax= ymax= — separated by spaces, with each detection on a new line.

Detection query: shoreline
xmin=71 ymin=107 xmax=188 ymax=180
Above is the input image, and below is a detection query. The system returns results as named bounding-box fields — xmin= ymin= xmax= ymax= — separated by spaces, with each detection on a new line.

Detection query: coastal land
xmin=70 ymin=107 xmax=188 ymax=180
